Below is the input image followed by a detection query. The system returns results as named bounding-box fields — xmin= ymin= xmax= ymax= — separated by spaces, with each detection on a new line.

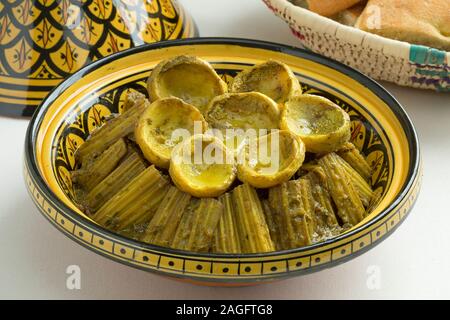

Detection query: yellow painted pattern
xmin=0 ymin=0 xmax=196 ymax=113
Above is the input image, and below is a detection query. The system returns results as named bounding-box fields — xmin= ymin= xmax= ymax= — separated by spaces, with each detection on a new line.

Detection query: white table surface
xmin=1 ymin=0 xmax=449 ymax=300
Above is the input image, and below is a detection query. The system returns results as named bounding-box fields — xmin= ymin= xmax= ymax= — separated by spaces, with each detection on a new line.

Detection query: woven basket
xmin=263 ymin=0 xmax=449 ymax=92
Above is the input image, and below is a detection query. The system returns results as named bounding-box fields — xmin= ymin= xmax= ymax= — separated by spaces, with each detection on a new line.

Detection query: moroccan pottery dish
xmin=24 ymin=38 xmax=421 ymax=285
xmin=0 ymin=0 xmax=197 ymax=117
xmin=44 ymin=53 xmax=377 ymax=251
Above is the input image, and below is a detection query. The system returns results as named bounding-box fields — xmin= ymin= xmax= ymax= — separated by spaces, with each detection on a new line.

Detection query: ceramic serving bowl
xmin=0 ymin=0 xmax=197 ymax=117
xmin=24 ymin=38 xmax=421 ymax=286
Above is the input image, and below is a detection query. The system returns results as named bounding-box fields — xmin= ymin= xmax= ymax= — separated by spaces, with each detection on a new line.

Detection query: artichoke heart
xmin=205 ymin=92 xmax=280 ymax=130
xmin=237 ymin=130 xmax=305 ymax=188
xmin=135 ymin=97 xmax=208 ymax=169
xmin=231 ymin=60 xmax=302 ymax=104
xmin=205 ymin=92 xmax=281 ymax=152
xmin=169 ymin=134 xmax=236 ymax=197
xmin=281 ymin=94 xmax=351 ymax=153
xmin=147 ymin=55 xmax=227 ymax=114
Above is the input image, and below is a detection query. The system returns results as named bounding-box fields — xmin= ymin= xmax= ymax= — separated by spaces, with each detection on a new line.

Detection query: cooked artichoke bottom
xmin=287 ymin=101 xmax=343 ymax=135
xmin=206 ymin=92 xmax=280 ymax=153
xmin=148 ymin=56 xmax=227 ymax=113
xmin=169 ymin=134 xmax=236 ymax=198
xmin=282 ymin=95 xmax=350 ymax=153
xmin=206 ymin=92 xmax=280 ymax=130
xmin=158 ymin=65 xmax=216 ymax=107
xmin=135 ymin=97 xmax=207 ymax=169
xmin=237 ymin=130 xmax=305 ymax=188
xmin=231 ymin=60 xmax=301 ymax=103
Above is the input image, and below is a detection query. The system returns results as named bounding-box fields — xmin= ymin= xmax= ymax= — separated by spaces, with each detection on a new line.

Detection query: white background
xmin=1 ymin=0 xmax=449 ymax=299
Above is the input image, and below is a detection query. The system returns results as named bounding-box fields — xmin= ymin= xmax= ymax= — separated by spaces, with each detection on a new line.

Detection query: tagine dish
xmin=24 ymin=39 xmax=420 ymax=284
xmin=0 ymin=0 xmax=197 ymax=117
xmin=69 ymin=55 xmax=379 ymax=254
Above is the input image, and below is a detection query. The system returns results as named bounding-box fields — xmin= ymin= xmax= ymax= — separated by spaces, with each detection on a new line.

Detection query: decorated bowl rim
xmin=24 ymin=37 xmax=420 ymax=260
